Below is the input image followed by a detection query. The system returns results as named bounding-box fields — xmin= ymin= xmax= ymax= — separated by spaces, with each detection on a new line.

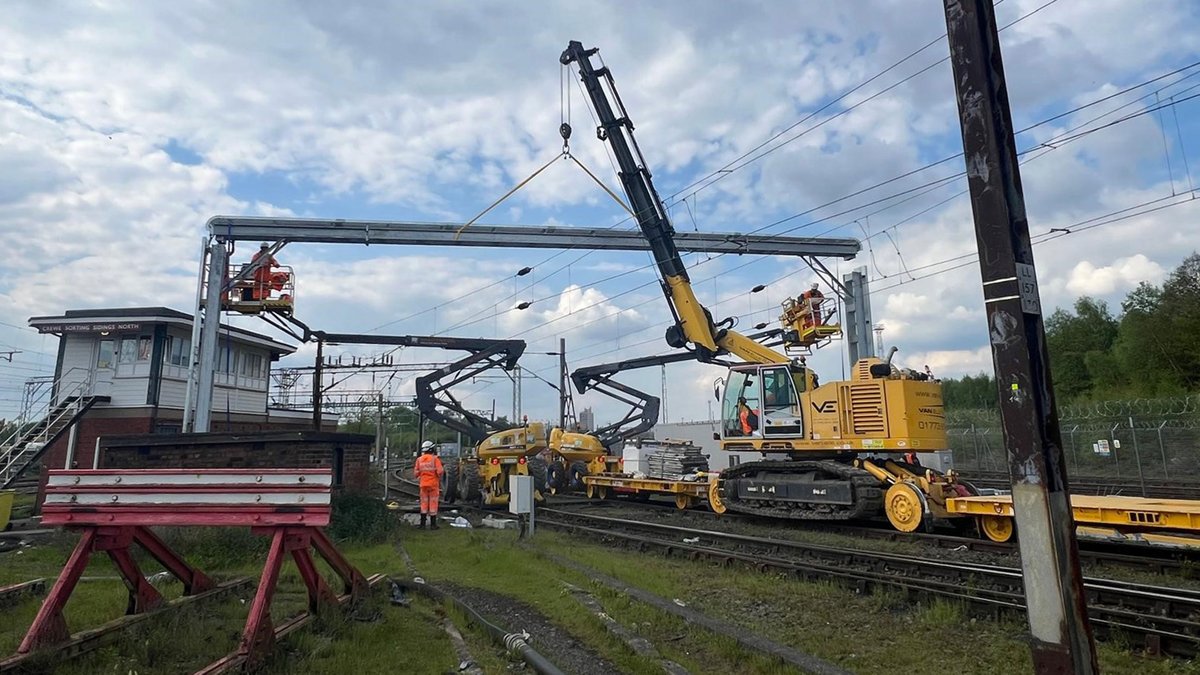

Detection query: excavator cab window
xmin=761 ymin=367 xmax=797 ymax=411
xmin=721 ymin=368 xmax=761 ymax=437
xmin=761 ymin=365 xmax=805 ymax=437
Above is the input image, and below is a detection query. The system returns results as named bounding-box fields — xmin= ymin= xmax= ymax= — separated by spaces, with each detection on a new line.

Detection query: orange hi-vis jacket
xmin=414 ymin=454 xmax=445 ymax=488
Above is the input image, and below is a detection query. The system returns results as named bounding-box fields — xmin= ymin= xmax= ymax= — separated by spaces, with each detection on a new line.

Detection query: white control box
xmin=508 ymin=475 xmax=533 ymax=514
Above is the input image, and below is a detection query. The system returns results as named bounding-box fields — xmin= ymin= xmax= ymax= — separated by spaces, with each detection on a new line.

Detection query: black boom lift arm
xmin=311 ymin=332 xmax=524 ymax=445
xmin=570 ymin=350 xmax=719 ymax=449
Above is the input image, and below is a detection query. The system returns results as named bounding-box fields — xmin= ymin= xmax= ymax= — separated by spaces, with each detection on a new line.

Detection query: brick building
xmin=23 ymin=307 xmax=332 ymax=475
xmin=98 ymin=431 xmax=373 ymax=492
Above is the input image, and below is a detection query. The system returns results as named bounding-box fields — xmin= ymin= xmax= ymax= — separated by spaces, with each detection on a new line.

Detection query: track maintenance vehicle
xmin=562 ymin=40 xmax=970 ymax=534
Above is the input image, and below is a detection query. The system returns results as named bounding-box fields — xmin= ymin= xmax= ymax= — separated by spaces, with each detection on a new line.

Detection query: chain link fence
xmin=947 ymin=395 xmax=1200 ymax=484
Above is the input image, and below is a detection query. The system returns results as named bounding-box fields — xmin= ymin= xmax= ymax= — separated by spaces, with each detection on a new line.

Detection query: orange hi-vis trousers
xmin=419 ymin=486 xmax=440 ymax=515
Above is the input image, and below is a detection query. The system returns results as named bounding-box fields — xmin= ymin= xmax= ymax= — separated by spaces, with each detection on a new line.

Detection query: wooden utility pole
xmin=312 ymin=338 xmax=324 ymax=430
xmin=559 ymin=338 xmax=568 ymax=427
xmin=942 ymin=1 xmax=1098 ymax=672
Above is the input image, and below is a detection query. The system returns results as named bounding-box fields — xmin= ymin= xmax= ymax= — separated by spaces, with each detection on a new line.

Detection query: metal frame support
xmin=182 ymin=236 xmax=210 ymax=433
xmin=943 ymin=1 xmax=1098 ymax=671
xmin=193 ymin=239 xmax=228 ymax=433
xmin=206 ymin=216 xmax=861 ymax=258
xmin=842 ymin=266 xmax=874 ymax=365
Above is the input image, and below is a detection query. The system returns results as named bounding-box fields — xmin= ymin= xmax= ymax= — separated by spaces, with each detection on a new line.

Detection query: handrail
xmin=0 ymin=368 xmax=96 ymax=480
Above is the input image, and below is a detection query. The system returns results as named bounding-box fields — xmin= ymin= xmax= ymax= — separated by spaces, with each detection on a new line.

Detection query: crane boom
xmin=561 ymin=41 xmax=788 ymax=365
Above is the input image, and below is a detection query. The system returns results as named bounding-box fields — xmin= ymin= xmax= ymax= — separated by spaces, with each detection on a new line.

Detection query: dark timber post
xmin=558 ymin=338 xmax=568 ymax=428
xmin=312 ymin=338 xmax=324 ymax=430
xmin=943 ymin=1 xmax=1098 ymax=672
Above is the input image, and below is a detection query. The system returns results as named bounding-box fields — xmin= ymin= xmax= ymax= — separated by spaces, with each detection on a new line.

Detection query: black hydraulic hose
xmin=396 ymin=577 xmax=566 ymax=675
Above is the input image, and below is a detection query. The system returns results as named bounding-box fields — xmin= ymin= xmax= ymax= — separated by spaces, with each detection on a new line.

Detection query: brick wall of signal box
xmin=95 ymin=431 xmax=373 ymax=492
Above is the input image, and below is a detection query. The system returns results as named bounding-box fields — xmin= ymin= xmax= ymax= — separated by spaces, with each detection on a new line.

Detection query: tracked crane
xmin=561 ymin=41 xmax=967 ymax=532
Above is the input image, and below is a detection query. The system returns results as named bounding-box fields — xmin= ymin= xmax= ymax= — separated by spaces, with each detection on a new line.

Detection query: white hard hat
xmin=420 ymin=440 xmax=435 ymax=450
xmin=811 ymin=283 xmax=820 ymax=290
xmin=260 ymin=242 xmax=270 ymax=249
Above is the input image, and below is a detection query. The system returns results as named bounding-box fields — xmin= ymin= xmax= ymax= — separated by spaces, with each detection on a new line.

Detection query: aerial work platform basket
xmin=779 ymin=291 xmax=842 ymax=354
xmin=223 ymin=263 xmax=295 ymax=315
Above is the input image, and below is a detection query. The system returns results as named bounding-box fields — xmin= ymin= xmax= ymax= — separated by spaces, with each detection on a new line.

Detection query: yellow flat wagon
xmin=581 ymin=473 xmax=716 ymax=510
xmin=948 ymin=493 xmax=1200 ymax=545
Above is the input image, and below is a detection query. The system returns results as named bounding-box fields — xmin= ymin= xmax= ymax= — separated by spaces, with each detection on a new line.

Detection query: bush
xmin=327 ymin=492 xmax=399 ymax=544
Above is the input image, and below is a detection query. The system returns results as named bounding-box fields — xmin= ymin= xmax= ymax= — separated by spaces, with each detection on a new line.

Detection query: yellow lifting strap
xmin=454 ymin=151 xmax=633 ymax=241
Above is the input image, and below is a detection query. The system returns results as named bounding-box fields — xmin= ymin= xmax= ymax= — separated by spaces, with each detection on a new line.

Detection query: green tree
xmin=1112 ymin=254 xmax=1200 ymax=395
xmin=941 ymin=373 xmax=997 ymax=409
xmin=1044 ymin=297 xmax=1119 ymax=399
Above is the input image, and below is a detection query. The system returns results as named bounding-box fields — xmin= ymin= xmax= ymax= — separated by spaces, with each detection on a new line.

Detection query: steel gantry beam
xmin=206 ymin=216 xmax=862 ymax=258
xmin=187 ymin=217 xmax=863 ymax=432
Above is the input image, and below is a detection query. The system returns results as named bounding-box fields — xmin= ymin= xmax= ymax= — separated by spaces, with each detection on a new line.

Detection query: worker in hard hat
xmin=250 ymin=240 xmax=283 ymax=297
xmin=798 ymin=283 xmax=825 ymax=332
xmin=413 ymin=441 xmax=445 ymax=529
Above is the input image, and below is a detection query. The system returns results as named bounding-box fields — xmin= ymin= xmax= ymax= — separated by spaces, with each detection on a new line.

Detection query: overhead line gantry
xmin=187 ymin=217 xmax=864 ymax=432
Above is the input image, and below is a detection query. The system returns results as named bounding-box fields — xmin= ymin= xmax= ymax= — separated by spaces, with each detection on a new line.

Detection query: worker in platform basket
xmin=798 ymin=283 xmax=825 ymax=331
xmin=414 ymin=441 xmax=445 ymax=529
xmin=245 ymin=242 xmax=286 ymax=301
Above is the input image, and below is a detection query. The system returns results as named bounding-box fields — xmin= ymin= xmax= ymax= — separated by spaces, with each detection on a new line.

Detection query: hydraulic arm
xmin=569 ymin=350 xmax=699 ymax=449
xmin=311 ymin=332 xmax=524 ymax=445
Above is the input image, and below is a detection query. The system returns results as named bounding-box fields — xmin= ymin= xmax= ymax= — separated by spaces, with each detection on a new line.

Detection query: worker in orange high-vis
xmin=413 ymin=441 xmax=445 ymax=529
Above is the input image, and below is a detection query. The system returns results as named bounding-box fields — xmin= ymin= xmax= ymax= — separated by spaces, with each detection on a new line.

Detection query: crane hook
xmin=560 ymin=122 xmax=572 ymax=155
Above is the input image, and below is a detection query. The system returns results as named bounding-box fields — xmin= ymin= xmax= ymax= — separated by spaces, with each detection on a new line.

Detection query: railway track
xmin=967 ymin=470 xmax=1200 ymax=500
xmin=558 ymin=493 xmax=1200 ymax=576
xmin=538 ymin=508 xmax=1200 ymax=657
xmin=386 ymin=466 xmax=1200 ymax=575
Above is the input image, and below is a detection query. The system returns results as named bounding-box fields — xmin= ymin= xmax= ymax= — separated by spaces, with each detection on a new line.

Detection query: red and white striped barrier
xmin=8 ymin=469 xmax=371 ymax=672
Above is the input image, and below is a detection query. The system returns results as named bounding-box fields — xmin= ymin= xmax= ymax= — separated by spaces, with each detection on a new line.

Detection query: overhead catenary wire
xmin=311 ymin=6 xmax=1188 ymax=408
xmin=358 ymin=0 xmax=1065 ymax=339
xmin=510 ymin=62 xmax=1200 ymax=349
xmin=503 ymin=79 xmax=1200 ymax=351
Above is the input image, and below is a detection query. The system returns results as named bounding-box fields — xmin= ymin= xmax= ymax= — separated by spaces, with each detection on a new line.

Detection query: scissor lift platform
xmin=947 ymin=492 xmax=1200 ymax=545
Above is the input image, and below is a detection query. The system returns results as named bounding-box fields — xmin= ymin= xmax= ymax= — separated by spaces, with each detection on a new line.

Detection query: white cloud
xmin=1 ymin=1 xmax=1199 ymax=424
xmin=1065 ymin=254 xmax=1166 ymax=297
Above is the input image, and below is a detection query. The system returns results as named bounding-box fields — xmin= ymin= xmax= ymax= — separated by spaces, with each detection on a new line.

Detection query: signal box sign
xmin=35 ymin=322 xmax=143 ymax=334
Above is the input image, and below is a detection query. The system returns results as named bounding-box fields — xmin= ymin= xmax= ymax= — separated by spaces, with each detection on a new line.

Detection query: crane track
xmin=538 ymin=508 xmax=1200 ymax=658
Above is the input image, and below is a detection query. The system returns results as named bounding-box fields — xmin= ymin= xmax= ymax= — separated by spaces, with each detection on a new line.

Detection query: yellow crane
xmin=561 ymin=40 xmax=972 ymax=532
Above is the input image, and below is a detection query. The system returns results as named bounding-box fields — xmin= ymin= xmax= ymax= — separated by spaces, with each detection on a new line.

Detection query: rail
xmin=538 ymin=508 xmax=1200 ymax=657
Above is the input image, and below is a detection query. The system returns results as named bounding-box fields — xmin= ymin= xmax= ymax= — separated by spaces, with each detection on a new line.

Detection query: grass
xmin=531 ymin=530 xmax=1200 ymax=675
xmin=1 ymin=510 xmax=1198 ymax=674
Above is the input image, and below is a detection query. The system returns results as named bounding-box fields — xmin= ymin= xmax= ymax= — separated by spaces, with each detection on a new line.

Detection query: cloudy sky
xmin=1 ymin=0 xmax=1198 ymax=426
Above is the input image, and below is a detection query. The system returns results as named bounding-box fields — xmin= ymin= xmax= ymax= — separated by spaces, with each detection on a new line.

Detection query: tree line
xmin=941 ymin=252 xmax=1200 ymax=409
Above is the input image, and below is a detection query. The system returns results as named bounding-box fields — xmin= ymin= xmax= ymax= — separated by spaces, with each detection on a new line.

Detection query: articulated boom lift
xmin=312 ymin=332 xmax=547 ymax=507
xmin=561 ymin=41 xmax=963 ymax=532
xmin=546 ymin=351 xmax=698 ymax=492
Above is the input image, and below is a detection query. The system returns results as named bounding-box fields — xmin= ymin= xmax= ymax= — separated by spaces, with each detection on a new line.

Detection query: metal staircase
xmin=0 ymin=370 xmax=108 ymax=489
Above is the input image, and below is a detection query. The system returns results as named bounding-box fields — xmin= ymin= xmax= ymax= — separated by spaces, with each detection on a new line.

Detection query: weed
xmin=326 ymin=492 xmax=401 ymax=544
xmin=919 ymin=599 xmax=965 ymax=628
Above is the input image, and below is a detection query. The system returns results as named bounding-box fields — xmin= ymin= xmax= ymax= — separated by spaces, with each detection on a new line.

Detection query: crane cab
xmin=719 ymin=362 xmax=814 ymax=441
